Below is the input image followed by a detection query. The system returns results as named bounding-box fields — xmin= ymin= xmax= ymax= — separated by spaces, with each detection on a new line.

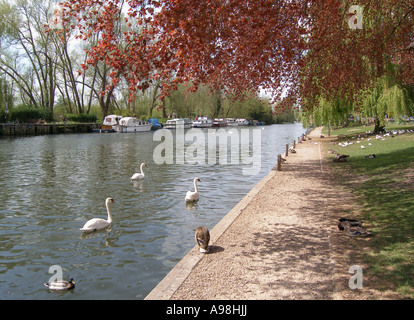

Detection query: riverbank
xmin=0 ymin=122 xmax=100 ymax=136
xmin=145 ymin=127 xmax=403 ymax=300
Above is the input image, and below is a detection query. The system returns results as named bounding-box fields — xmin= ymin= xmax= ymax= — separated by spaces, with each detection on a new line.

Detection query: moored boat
xmin=192 ymin=116 xmax=213 ymax=128
xmin=236 ymin=118 xmax=250 ymax=126
xmin=226 ymin=118 xmax=239 ymax=126
xmin=252 ymin=120 xmax=265 ymax=126
xmin=118 ymin=117 xmax=152 ymax=133
xmin=212 ymin=118 xmax=228 ymax=127
xmin=92 ymin=114 xmax=122 ymax=133
xmin=164 ymin=118 xmax=193 ymax=129
xmin=148 ymin=118 xmax=163 ymax=130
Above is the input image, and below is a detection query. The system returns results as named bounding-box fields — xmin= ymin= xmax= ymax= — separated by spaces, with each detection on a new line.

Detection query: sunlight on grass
xmin=326 ymin=124 xmax=414 ymax=299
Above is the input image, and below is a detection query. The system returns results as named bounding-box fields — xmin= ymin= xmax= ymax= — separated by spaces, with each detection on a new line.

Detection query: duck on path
xmin=338 ymin=218 xmax=372 ymax=237
xmin=195 ymin=226 xmax=210 ymax=253
xmin=338 ymin=218 xmax=363 ymax=230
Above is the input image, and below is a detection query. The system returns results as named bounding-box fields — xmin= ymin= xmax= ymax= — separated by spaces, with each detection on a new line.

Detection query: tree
xmin=300 ymin=1 xmax=414 ymax=122
xmin=301 ymin=96 xmax=353 ymax=128
xmin=360 ymin=74 xmax=414 ymax=132
xmin=0 ymin=76 xmax=13 ymax=121
xmin=58 ymin=0 xmax=306 ymax=105
xmin=0 ymin=0 xmax=59 ymax=118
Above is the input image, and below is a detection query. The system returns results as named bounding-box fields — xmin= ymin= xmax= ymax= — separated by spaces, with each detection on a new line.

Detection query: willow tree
xmin=301 ymin=96 xmax=353 ymax=129
xmin=359 ymin=74 xmax=414 ymax=132
xmin=299 ymin=1 xmax=414 ymax=125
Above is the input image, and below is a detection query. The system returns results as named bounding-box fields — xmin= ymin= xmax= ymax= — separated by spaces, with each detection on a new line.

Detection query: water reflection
xmin=0 ymin=124 xmax=306 ymax=299
xmin=185 ymin=201 xmax=199 ymax=212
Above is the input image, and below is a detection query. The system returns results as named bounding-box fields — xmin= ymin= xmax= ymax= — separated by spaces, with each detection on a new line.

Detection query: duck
xmin=131 ymin=162 xmax=147 ymax=180
xmin=365 ymin=154 xmax=376 ymax=159
xmin=338 ymin=217 xmax=363 ymax=230
xmin=80 ymin=197 xmax=115 ymax=232
xmin=333 ymin=154 xmax=349 ymax=162
xmin=44 ymin=278 xmax=75 ymax=291
xmin=346 ymin=226 xmax=372 ymax=237
xmin=195 ymin=226 xmax=210 ymax=253
xmin=338 ymin=218 xmax=372 ymax=237
xmin=185 ymin=178 xmax=201 ymax=202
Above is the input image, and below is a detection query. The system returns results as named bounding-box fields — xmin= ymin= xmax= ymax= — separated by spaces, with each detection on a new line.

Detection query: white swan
xmin=131 ymin=163 xmax=147 ymax=180
xmin=185 ymin=178 xmax=201 ymax=202
xmin=80 ymin=197 xmax=115 ymax=232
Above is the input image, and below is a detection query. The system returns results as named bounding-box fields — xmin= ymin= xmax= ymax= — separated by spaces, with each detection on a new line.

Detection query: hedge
xmin=66 ymin=113 xmax=97 ymax=123
xmin=9 ymin=106 xmax=44 ymax=122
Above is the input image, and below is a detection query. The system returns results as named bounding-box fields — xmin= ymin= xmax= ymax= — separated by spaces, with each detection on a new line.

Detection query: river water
xmin=0 ymin=123 xmax=306 ymax=299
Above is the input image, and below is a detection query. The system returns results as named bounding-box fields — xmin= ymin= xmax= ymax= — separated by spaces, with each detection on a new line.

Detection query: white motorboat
xmin=192 ymin=116 xmax=213 ymax=128
xmin=164 ymin=118 xmax=193 ymax=129
xmin=93 ymin=114 xmax=122 ymax=133
xmin=236 ymin=118 xmax=250 ymax=126
xmin=226 ymin=118 xmax=239 ymax=126
xmin=118 ymin=117 xmax=152 ymax=133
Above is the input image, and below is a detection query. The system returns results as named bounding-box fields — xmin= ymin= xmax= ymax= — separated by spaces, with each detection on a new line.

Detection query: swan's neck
xmin=193 ymin=179 xmax=199 ymax=193
xmin=106 ymin=200 xmax=113 ymax=223
xmin=140 ymin=164 xmax=145 ymax=175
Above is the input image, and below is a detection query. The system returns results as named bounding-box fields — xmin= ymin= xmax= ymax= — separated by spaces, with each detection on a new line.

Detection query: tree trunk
xmin=214 ymin=90 xmax=222 ymax=118
xmin=149 ymin=82 xmax=162 ymax=118
xmin=373 ymin=116 xmax=385 ymax=134
xmin=162 ymin=99 xmax=167 ymax=118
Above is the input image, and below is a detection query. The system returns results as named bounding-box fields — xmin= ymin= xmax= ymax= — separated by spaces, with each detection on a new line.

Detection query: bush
xmin=66 ymin=113 xmax=97 ymax=123
xmin=10 ymin=105 xmax=43 ymax=123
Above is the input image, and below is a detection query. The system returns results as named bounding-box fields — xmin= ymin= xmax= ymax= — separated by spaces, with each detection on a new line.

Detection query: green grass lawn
xmin=326 ymin=124 xmax=414 ymax=298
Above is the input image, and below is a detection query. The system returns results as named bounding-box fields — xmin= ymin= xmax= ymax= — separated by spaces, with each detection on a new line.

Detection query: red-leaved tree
xmin=56 ymin=0 xmax=414 ymax=116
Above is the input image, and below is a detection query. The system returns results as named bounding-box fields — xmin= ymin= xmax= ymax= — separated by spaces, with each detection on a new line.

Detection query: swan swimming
xmin=131 ymin=163 xmax=147 ymax=180
xmin=80 ymin=197 xmax=115 ymax=232
xmin=185 ymin=178 xmax=201 ymax=202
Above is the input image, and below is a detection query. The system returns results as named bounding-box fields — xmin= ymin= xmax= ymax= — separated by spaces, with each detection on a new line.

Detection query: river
xmin=0 ymin=123 xmax=306 ymax=299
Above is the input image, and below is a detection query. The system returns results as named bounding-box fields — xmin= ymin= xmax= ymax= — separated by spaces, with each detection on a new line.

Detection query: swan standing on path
xmin=131 ymin=163 xmax=147 ymax=180
xmin=80 ymin=197 xmax=115 ymax=232
xmin=185 ymin=178 xmax=201 ymax=202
